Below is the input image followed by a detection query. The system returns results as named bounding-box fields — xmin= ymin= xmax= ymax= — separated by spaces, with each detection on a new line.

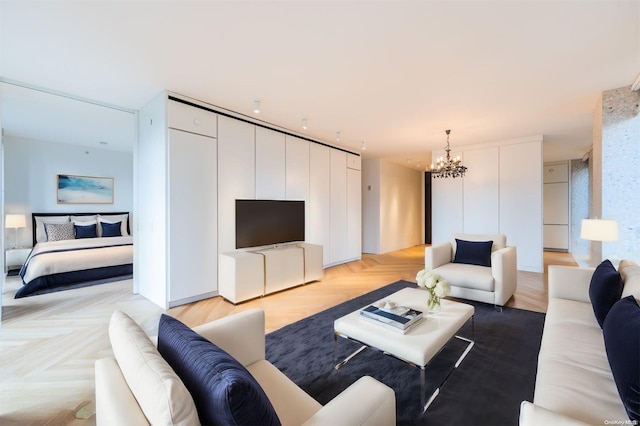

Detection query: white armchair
xmin=425 ymin=233 xmax=517 ymax=307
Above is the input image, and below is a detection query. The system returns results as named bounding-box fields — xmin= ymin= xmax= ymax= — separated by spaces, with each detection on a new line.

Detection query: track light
xmin=361 ymin=141 xmax=367 ymax=151
xmin=302 ymin=118 xmax=308 ymax=130
xmin=253 ymin=99 xmax=260 ymax=114
xmin=336 ymin=131 xmax=341 ymax=141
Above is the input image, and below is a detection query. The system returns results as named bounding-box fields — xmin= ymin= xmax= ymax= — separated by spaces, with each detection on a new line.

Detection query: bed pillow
xmin=74 ymin=222 xmax=97 ymax=239
xmin=157 ymin=314 xmax=281 ymax=426
xmin=453 ymin=239 xmax=493 ymax=267
xmin=589 ymin=259 xmax=624 ymax=328
xmin=70 ymin=215 xmax=97 ymax=223
xmin=109 ymin=311 xmax=200 ymax=426
xmin=44 ymin=222 xmax=75 ymax=241
xmin=35 ymin=215 xmax=70 ymax=243
xmin=603 ymin=296 xmax=640 ymax=421
xmin=98 ymin=214 xmax=129 ymax=237
xmin=101 ymin=221 xmax=122 ymax=237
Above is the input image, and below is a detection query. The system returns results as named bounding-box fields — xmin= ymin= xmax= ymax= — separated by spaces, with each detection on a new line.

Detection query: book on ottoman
xmin=359 ymin=305 xmax=423 ymax=334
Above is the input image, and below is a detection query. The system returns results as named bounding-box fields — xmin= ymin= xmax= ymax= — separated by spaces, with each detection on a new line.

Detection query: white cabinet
xmin=347 ymin=168 xmax=362 ymax=260
xmin=544 ymin=163 xmax=569 ymax=183
xmin=463 ymin=147 xmax=499 ymax=234
xmin=285 ymin=136 xmax=311 ymax=241
xmin=137 ymin=95 xmax=219 ymax=309
xmin=257 ymin=246 xmax=304 ymax=294
xmin=499 ymin=141 xmax=543 ymax=272
xmin=309 ymin=144 xmax=331 ymax=266
xmin=330 ymin=150 xmax=348 ymax=265
xmin=347 ymin=153 xmax=361 ymax=170
xmin=217 ymin=116 xmax=256 ymax=254
xmin=299 ymin=243 xmax=324 ymax=282
xmin=168 ymin=129 xmax=217 ymax=303
xmin=218 ymin=251 xmax=264 ymax=303
xmin=256 ymin=127 xmax=286 ymax=200
xmin=219 ymin=243 xmax=322 ymax=304
xmin=168 ymin=99 xmax=217 ymax=137
xmin=543 ymin=161 xmax=570 ymax=251
xmin=5 ymin=248 xmax=31 ymax=274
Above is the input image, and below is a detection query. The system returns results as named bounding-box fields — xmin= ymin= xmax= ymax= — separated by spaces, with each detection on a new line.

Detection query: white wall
xmin=362 ymin=158 xmax=422 ymax=254
xmin=4 ymin=136 xmax=134 ymax=248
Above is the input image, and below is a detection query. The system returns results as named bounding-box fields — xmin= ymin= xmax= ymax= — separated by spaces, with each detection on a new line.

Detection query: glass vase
xmin=427 ymin=295 xmax=441 ymax=315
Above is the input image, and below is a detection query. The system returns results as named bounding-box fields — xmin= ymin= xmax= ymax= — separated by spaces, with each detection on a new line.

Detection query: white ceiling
xmin=1 ymin=1 xmax=638 ymax=166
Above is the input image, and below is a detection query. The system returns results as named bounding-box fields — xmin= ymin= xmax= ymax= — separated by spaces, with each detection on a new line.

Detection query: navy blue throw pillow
xmin=589 ymin=259 xmax=624 ymax=328
xmin=603 ymin=296 xmax=640 ymax=421
xmin=453 ymin=239 xmax=493 ymax=267
xmin=157 ymin=314 xmax=281 ymax=426
xmin=74 ymin=223 xmax=97 ymax=239
xmin=100 ymin=221 xmax=122 ymax=237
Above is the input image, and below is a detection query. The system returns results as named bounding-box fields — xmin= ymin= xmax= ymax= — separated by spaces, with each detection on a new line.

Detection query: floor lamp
xmin=5 ymin=214 xmax=27 ymax=249
xmin=580 ymin=218 xmax=618 ymax=266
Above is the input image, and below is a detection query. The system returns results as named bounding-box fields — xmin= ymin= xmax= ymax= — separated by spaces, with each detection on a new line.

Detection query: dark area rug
xmin=265 ymin=280 xmax=545 ymax=425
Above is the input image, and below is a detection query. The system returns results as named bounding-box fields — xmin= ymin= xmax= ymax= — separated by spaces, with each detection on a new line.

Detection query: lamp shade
xmin=580 ymin=219 xmax=618 ymax=241
xmin=5 ymin=214 xmax=27 ymax=229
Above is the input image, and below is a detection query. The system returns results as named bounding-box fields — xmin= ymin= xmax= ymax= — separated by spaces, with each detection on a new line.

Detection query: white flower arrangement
xmin=416 ymin=269 xmax=451 ymax=310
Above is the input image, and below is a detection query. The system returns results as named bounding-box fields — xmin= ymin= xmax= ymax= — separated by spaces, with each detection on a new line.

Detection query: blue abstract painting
xmin=57 ymin=174 xmax=114 ymax=204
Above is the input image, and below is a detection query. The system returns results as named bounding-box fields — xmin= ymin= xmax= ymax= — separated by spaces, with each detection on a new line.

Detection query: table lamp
xmin=5 ymin=214 xmax=27 ymax=249
xmin=580 ymin=218 xmax=618 ymax=242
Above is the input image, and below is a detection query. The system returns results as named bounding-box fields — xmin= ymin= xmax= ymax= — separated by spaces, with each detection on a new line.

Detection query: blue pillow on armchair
xmin=589 ymin=259 xmax=624 ymax=328
xmin=453 ymin=239 xmax=493 ymax=267
xmin=157 ymin=314 xmax=281 ymax=426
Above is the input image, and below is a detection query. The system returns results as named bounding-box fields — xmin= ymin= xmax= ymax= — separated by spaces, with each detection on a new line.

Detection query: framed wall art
xmin=57 ymin=174 xmax=114 ymax=204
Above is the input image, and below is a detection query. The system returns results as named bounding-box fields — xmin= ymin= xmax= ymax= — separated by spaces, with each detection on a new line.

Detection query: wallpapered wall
xmin=4 ymin=136 xmax=133 ymax=248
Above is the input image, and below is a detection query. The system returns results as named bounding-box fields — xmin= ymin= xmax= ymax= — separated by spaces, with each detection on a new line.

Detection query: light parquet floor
xmin=0 ymin=246 xmax=575 ymax=425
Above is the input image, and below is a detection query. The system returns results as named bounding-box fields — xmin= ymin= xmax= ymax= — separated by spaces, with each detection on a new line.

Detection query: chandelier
xmin=430 ymin=129 xmax=467 ymax=178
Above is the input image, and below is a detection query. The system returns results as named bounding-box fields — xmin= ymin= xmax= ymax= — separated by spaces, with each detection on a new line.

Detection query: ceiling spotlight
xmin=302 ymin=117 xmax=308 ymax=130
xmin=407 ymin=157 xmax=412 ymax=165
xmin=253 ymin=99 xmax=260 ymax=114
xmin=361 ymin=141 xmax=367 ymax=151
xmin=336 ymin=131 xmax=341 ymax=141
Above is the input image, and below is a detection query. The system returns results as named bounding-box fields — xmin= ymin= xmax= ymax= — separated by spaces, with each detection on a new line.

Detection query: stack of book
xmin=359 ymin=304 xmax=424 ymax=334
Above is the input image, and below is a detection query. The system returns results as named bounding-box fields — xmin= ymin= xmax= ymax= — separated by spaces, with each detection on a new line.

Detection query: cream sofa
xmin=96 ymin=309 xmax=396 ymax=426
xmin=519 ymin=261 xmax=640 ymax=425
xmin=425 ymin=233 xmax=517 ymax=307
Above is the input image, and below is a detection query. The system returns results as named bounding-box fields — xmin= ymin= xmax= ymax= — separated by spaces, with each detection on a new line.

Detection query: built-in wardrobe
xmin=136 ymin=92 xmax=362 ymax=309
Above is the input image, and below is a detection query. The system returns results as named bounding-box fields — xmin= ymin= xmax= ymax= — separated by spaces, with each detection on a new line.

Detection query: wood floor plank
xmin=0 ymin=245 xmax=573 ymax=425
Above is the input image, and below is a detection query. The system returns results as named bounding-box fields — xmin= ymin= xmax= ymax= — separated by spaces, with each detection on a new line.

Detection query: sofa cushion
xmin=619 ymin=260 xmax=640 ymax=302
xmin=452 ymin=233 xmax=506 ymax=254
xmin=108 ymin=311 xmax=200 ymax=426
xmin=589 ymin=259 xmax=624 ymax=328
xmin=453 ymin=239 xmax=493 ymax=267
xmin=603 ymin=296 xmax=640 ymax=421
xmin=157 ymin=314 xmax=281 ymax=426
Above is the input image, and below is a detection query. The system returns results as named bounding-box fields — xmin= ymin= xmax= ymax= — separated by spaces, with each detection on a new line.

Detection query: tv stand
xmin=219 ymin=243 xmax=323 ymax=304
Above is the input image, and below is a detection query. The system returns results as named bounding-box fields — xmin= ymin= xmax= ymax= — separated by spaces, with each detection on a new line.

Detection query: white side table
xmin=5 ymin=247 xmax=31 ymax=275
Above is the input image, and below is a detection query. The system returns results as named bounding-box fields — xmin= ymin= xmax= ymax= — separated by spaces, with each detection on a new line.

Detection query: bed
xmin=15 ymin=212 xmax=134 ymax=298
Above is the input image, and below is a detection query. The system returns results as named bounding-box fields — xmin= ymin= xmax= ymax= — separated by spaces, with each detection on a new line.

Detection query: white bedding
xmin=22 ymin=236 xmax=133 ymax=285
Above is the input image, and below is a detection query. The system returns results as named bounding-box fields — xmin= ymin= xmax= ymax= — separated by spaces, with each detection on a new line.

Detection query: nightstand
xmin=5 ymin=247 xmax=31 ymax=275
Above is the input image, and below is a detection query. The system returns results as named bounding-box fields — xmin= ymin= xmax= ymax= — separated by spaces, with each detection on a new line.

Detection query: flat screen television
xmin=235 ymin=199 xmax=305 ymax=249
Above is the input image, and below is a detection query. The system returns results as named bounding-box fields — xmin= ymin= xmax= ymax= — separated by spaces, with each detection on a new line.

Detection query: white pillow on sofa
xmin=619 ymin=260 xmax=640 ymax=302
xmin=108 ymin=310 xmax=199 ymax=426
